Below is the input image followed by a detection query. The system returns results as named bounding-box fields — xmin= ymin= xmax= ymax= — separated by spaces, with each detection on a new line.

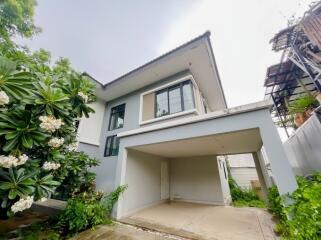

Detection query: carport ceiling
xmin=131 ymin=128 xmax=262 ymax=158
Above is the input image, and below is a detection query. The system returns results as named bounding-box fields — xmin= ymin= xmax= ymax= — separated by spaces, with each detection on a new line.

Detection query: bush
xmin=57 ymin=185 xmax=127 ymax=237
xmin=267 ymin=185 xmax=286 ymax=220
xmin=268 ymin=172 xmax=321 ymax=240
xmin=54 ymin=151 xmax=100 ymax=200
xmin=228 ymin=175 xmax=265 ymax=208
xmin=0 ymin=50 xmax=97 ymax=218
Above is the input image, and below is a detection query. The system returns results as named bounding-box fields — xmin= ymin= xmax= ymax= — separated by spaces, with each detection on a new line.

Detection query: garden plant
xmin=0 ymin=0 xmax=97 ymax=219
xmin=268 ymin=172 xmax=321 ymax=240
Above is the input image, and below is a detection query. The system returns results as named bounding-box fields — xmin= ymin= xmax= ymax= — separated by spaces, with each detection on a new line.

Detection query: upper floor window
xmin=108 ymin=104 xmax=125 ymax=131
xmin=155 ymin=80 xmax=195 ymax=118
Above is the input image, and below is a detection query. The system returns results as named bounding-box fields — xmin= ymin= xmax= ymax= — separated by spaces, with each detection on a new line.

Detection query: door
xmin=161 ymin=161 xmax=170 ymax=200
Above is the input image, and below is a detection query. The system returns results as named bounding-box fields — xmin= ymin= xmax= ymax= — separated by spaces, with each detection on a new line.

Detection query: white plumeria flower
xmin=78 ymin=91 xmax=88 ymax=103
xmin=17 ymin=154 xmax=28 ymax=165
xmin=38 ymin=197 xmax=47 ymax=202
xmin=0 ymin=90 xmax=9 ymax=106
xmin=11 ymin=196 xmax=34 ymax=213
xmin=42 ymin=161 xmax=61 ymax=171
xmin=39 ymin=115 xmax=64 ymax=133
xmin=0 ymin=154 xmax=28 ymax=168
xmin=48 ymin=137 xmax=64 ymax=148
xmin=66 ymin=142 xmax=78 ymax=151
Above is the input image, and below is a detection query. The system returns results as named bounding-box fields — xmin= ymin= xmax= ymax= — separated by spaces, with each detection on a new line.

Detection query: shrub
xmin=267 ymin=185 xmax=286 ymax=220
xmin=268 ymin=172 xmax=321 ymax=240
xmin=228 ymin=175 xmax=265 ymax=208
xmin=0 ymin=39 xmax=98 ymax=218
xmin=54 ymin=151 xmax=100 ymax=200
xmin=288 ymin=94 xmax=319 ymax=115
xmin=57 ymin=185 xmax=127 ymax=236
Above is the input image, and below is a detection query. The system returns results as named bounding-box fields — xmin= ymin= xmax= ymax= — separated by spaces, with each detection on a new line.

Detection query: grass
xmin=233 ymin=199 xmax=266 ymax=208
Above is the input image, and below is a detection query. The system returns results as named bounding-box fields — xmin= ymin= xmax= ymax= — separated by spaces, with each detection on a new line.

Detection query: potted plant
xmin=288 ymin=94 xmax=320 ymax=128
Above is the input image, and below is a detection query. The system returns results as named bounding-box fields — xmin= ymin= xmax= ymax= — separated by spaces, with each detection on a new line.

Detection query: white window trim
xmin=140 ymin=108 xmax=199 ymax=125
xmin=139 ymin=74 xmax=200 ymax=125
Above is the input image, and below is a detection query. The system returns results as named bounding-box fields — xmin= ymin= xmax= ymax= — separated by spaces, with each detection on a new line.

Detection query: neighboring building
xmin=78 ymin=31 xmax=297 ymax=219
xmin=264 ymin=2 xmax=321 ymax=176
xmin=227 ymin=154 xmax=259 ymax=189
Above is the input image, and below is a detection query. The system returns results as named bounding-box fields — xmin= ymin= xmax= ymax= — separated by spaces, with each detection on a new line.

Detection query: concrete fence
xmin=283 ymin=111 xmax=321 ymax=176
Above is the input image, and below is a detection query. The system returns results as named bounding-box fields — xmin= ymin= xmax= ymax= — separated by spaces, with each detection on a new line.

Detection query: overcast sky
xmin=18 ymin=0 xmax=314 ymax=108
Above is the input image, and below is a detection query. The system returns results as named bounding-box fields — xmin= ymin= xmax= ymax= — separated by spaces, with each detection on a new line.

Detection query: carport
xmin=114 ymin=101 xmax=297 ymax=223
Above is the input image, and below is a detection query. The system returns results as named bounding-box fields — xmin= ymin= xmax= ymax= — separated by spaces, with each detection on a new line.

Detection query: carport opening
xmin=119 ymin=129 xmax=272 ymax=219
xmin=218 ymin=153 xmax=272 ymax=207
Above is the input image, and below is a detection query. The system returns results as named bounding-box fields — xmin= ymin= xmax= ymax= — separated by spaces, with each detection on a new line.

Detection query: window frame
xmin=154 ymin=80 xmax=195 ymax=118
xmin=104 ymin=135 xmax=119 ymax=157
xmin=108 ymin=103 xmax=126 ymax=131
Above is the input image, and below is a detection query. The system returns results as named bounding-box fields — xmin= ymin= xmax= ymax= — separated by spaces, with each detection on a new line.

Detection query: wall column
xmin=252 ymin=152 xmax=268 ymax=200
xmin=259 ymin=116 xmax=298 ymax=195
xmin=114 ymin=145 xmax=128 ymax=219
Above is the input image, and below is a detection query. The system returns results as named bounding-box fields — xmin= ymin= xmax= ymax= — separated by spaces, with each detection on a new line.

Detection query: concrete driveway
xmin=121 ymin=202 xmax=277 ymax=240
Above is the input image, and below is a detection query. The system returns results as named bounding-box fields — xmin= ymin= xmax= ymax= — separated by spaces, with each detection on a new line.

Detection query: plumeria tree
xmin=0 ymin=47 xmax=97 ymax=218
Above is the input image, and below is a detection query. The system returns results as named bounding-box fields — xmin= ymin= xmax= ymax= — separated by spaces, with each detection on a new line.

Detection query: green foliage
xmin=101 ymin=185 xmax=128 ymax=216
xmin=288 ymin=94 xmax=319 ymax=115
xmin=54 ymin=151 xmax=100 ymax=199
xmin=228 ymin=175 xmax=265 ymax=208
xmin=0 ymin=0 xmax=40 ymax=40
xmin=0 ymin=39 xmax=96 ymax=217
xmin=0 ymin=168 xmax=35 ymax=205
xmin=57 ymin=186 xmax=126 ymax=236
xmin=267 ymin=185 xmax=286 ymax=220
xmin=0 ymin=56 xmax=35 ymax=101
xmin=268 ymin=172 xmax=321 ymax=240
xmin=0 ymin=107 xmax=49 ymax=151
xmin=57 ymin=195 xmax=107 ymax=235
xmin=233 ymin=199 xmax=266 ymax=208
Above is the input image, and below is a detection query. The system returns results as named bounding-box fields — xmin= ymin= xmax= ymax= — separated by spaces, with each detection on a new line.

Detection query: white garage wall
xmin=170 ymin=155 xmax=224 ymax=205
xmin=123 ymin=149 xmax=168 ymax=216
xmin=78 ymin=100 xmax=105 ymax=146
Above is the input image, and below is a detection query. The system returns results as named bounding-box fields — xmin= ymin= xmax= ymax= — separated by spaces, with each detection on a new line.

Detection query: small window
xmin=104 ymin=135 xmax=119 ymax=156
xmin=109 ymin=104 xmax=125 ymax=131
xmin=155 ymin=80 xmax=195 ymax=118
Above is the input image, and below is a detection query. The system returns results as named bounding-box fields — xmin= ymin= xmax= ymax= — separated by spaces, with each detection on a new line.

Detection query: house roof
xmin=84 ymin=31 xmax=227 ymax=110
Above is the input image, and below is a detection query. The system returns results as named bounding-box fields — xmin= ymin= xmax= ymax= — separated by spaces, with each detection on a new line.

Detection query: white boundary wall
xmin=284 ymin=113 xmax=321 ymax=176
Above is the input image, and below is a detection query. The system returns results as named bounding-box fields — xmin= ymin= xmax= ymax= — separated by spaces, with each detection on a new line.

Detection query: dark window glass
xmin=156 ymin=90 xmax=169 ymax=117
xmin=109 ymin=104 xmax=125 ymax=130
xmin=104 ymin=135 xmax=119 ymax=156
xmin=155 ymin=80 xmax=195 ymax=118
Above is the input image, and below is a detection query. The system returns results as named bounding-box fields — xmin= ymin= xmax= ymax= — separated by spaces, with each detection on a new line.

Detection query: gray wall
xmin=82 ymin=71 xmax=195 ymax=192
xmin=122 ymin=149 xmax=168 ymax=215
xmin=170 ymin=156 xmax=224 ymax=204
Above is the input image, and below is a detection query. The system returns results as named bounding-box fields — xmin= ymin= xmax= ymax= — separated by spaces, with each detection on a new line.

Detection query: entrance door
xmin=161 ymin=161 xmax=170 ymax=200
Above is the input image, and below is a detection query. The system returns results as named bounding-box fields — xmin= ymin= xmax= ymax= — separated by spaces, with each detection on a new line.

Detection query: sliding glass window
xmin=108 ymin=104 xmax=125 ymax=130
xmin=155 ymin=80 xmax=195 ymax=118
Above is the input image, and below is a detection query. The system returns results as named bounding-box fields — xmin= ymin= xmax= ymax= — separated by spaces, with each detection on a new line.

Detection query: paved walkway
xmin=121 ymin=202 xmax=277 ymax=240
xmin=72 ymin=223 xmax=186 ymax=240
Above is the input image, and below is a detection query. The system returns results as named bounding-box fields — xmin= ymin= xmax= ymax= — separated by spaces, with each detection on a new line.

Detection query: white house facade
xmin=77 ymin=32 xmax=297 ymax=219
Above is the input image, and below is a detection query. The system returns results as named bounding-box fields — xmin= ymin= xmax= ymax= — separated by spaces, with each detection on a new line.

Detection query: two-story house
xmin=77 ymin=31 xmax=297 ymax=220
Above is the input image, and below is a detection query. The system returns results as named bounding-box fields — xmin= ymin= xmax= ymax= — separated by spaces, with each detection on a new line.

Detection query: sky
xmin=18 ymin=0 xmax=314 ymax=109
